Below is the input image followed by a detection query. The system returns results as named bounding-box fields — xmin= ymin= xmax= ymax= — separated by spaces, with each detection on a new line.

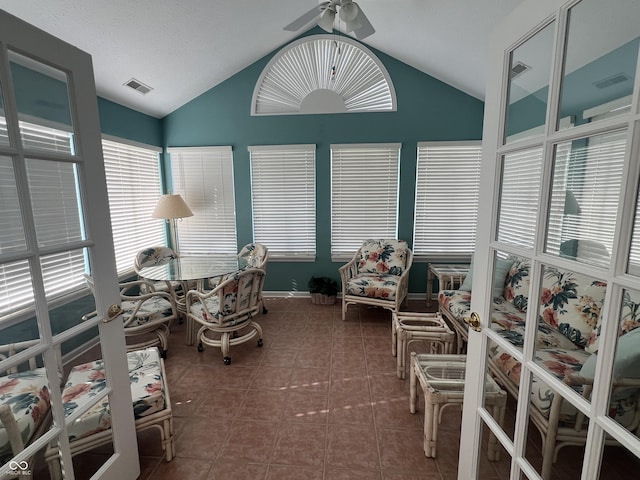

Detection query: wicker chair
xmin=187 ymin=268 xmax=266 ymax=365
xmin=238 ymin=243 xmax=269 ymax=313
xmin=84 ymin=274 xmax=178 ymax=357
xmin=339 ymin=239 xmax=413 ymax=321
xmin=134 ymin=246 xmax=184 ymax=299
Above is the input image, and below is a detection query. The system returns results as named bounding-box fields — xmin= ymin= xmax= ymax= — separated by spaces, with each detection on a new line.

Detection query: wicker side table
xmin=392 ymin=312 xmax=455 ymax=379
xmin=426 ymin=263 xmax=470 ymax=306
xmin=409 ymin=353 xmax=506 ymax=459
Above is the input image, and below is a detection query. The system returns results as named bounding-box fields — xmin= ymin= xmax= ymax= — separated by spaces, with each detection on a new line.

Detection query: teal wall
xmin=162 ymin=30 xmax=485 ymax=294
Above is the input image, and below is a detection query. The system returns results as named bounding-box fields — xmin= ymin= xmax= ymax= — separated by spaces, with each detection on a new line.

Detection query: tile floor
xmin=35 ymin=297 xmax=640 ymax=479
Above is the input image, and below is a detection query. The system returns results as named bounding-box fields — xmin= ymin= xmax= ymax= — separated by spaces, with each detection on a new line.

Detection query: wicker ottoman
xmin=392 ymin=312 xmax=455 ymax=379
xmin=409 ymin=353 xmax=506 ymax=459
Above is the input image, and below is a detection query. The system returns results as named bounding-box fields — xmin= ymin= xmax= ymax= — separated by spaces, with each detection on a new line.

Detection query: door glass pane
xmin=0 ymin=156 xmax=26 ymax=254
xmin=504 ymin=22 xmax=555 ymax=144
xmin=558 ymin=0 xmax=640 ymax=130
xmin=525 ymin=373 xmax=587 ymax=479
xmin=628 ymin=186 xmax=640 ymax=276
xmin=0 ymin=260 xmax=35 ymax=319
xmin=496 ymin=147 xmax=543 ymax=248
xmin=546 ymin=130 xmax=626 ymax=266
xmin=536 ymin=264 xmax=606 ymax=384
xmin=8 ymin=51 xmax=75 ymax=153
xmin=599 ymin=288 xmax=640 ymax=438
xmin=25 ymin=159 xmax=83 ymax=248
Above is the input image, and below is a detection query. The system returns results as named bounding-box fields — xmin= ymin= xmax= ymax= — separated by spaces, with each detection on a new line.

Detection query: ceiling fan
xmin=284 ymin=0 xmax=375 ymax=40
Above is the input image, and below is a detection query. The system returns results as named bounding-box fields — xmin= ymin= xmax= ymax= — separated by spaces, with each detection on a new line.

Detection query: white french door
xmin=0 ymin=10 xmax=138 ymax=479
xmin=460 ymin=0 xmax=640 ymax=479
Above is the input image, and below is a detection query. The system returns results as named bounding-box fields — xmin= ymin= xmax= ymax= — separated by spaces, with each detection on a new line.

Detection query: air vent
xmin=124 ymin=78 xmax=153 ymax=95
xmin=510 ymin=61 xmax=530 ymax=79
xmin=593 ymin=73 xmax=630 ymax=89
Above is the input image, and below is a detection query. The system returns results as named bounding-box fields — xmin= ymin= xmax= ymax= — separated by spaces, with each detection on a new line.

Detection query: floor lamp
xmin=152 ymin=194 xmax=193 ymax=255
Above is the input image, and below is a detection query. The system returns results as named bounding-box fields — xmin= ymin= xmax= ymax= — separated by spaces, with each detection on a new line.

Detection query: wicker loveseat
xmin=438 ymin=256 xmax=640 ymax=479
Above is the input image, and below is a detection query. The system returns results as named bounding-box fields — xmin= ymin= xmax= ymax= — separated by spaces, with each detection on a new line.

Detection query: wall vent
xmin=510 ymin=61 xmax=530 ymax=79
xmin=124 ymin=78 xmax=153 ymax=95
xmin=593 ymin=73 xmax=630 ymax=89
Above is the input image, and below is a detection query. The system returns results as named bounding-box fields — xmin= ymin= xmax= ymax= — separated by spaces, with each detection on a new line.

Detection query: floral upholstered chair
xmin=44 ymin=347 xmax=175 ymax=479
xmin=339 ymin=239 xmax=413 ymax=321
xmin=237 ymin=243 xmax=269 ymax=313
xmin=84 ymin=274 xmax=178 ymax=358
xmin=187 ymin=268 xmax=265 ymax=365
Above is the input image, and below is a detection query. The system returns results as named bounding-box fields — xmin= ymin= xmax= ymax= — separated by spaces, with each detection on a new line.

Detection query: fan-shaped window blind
xmin=252 ymin=34 xmax=396 ymax=116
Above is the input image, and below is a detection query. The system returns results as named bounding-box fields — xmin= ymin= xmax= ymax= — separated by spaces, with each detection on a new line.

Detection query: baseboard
xmin=263 ymin=291 xmax=429 ymax=301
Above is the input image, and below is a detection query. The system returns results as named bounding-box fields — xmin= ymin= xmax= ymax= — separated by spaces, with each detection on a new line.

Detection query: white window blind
xmin=102 ymin=138 xmax=164 ymax=275
xmin=249 ymin=144 xmax=316 ymax=260
xmin=496 ymin=146 xmax=543 ymax=249
xmin=0 ymin=119 xmax=84 ymax=318
xmin=548 ymin=129 xmax=626 ymax=261
xmin=168 ymin=146 xmax=237 ymax=255
xmin=413 ymin=142 xmax=482 ymax=258
xmin=331 ymin=143 xmax=401 ymax=259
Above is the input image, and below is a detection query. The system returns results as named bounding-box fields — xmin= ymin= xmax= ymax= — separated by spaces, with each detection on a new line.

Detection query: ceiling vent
xmin=510 ymin=61 xmax=530 ymax=79
xmin=124 ymin=78 xmax=153 ymax=95
xmin=593 ymin=73 xmax=631 ymax=89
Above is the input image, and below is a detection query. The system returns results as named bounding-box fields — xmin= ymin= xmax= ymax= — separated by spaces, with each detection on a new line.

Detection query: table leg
xmin=391 ymin=318 xmax=397 ymax=357
xmin=409 ymin=352 xmax=418 ymax=413
xmin=424 ymin=399 xmax=438 ymax=457
xmin=426 ymin=267 xmax=434 ymax=306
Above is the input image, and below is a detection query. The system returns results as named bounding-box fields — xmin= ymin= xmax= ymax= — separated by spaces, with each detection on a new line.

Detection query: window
xmin=1 ymin=119 xmax=82 ymax=318
xmin=331 ymin=143 xmax=401 ymax=260
xmin=102 ymin=138 xmax=164 ymax=275
xmin=249 ymin=145 xmax=316 ymax=260
xmin=168 ymin=146 xmax=237 ymax=255
xmin=413 ymin=142 xmax=482 ymax=258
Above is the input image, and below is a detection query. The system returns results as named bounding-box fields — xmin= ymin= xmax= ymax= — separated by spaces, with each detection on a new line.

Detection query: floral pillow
xmin=586 ymin=288 xmax=640 ymax=354
xmin=540 ymin=267 xmax=606 ymax=349
xmin=357 ymin=239 xmax=408 ymax=276
xmin=503 ymin=257 xmax=530 ymax=313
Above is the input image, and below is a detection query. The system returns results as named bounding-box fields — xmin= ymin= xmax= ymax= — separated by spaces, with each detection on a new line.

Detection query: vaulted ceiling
xmin=0 ymin=0 xmax=524 ymax=118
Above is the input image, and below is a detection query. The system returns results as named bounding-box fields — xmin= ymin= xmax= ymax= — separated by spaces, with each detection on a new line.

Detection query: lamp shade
xmin=152 ymin=194 xmax=193 ymax=219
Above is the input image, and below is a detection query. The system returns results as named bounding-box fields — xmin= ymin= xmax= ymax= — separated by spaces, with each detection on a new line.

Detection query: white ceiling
xmin=0 ymin=0 xmax=525 ymax=119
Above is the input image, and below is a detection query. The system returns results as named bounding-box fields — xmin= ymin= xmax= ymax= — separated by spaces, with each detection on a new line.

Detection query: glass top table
xmin=135 ymin=255 xmax=248 ymax=282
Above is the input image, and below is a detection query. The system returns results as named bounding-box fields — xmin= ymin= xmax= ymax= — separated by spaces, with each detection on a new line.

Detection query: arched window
xmin=252 ymin=34 xmax=396 ymax=116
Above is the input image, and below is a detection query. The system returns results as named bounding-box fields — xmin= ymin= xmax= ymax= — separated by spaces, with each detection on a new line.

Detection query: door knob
xmin=464 ymin=311 xmax=481 ymax=332
xmin=104 ymin=304 xmax=124 ymax=323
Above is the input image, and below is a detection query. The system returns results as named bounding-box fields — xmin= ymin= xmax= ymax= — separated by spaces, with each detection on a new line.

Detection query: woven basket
xmin=311 ymin=293 xmax=337 ymax=305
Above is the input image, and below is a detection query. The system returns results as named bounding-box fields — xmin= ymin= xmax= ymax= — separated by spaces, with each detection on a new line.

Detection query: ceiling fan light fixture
xmin=339 ymin=2 xmax=359 ymax=22
xmin=318 ymin=8 xmax=336 ymax=32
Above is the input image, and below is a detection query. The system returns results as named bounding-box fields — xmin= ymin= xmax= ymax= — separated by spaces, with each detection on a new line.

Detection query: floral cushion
xmin=62 ymin=348 xmax=165 ymax=441
xmin=346 ymin=273 xmax=401 ymax=300
xmin=492 ymin=345 xmax=590 ymax=423
xmin=357 ymin=239 xmax=408 ymax=276
xmin=136 ymin=247 xmax=176 ymax=268
xmin=587 ymin=289 xmax=640 ymax=354
xmin=238 ymin=243 xmax=268 ymax=268
xmin=438 ymin=289 xmax=471 ymax=323
xmin=0 ymin=368 xmax=50 ymax=462
xmin=540 ymin=267 xmax=606 ymax=349
xmin=189 ymin=271 xmax=259 ymax=324
xmin=122 ymin=297 xmax=174 ymax=327
xmin=503 ymin=257 xmax=530 ymax=313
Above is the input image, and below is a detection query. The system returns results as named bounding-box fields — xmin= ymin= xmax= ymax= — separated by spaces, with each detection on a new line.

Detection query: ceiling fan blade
xmin=352 ymin=4 xmax=375 ymax=40
xmin=283 ymin=2 xmax=329 ymax=32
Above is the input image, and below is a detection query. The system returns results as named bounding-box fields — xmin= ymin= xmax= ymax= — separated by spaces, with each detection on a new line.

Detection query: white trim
xmin=102 ymin=133 xmax=162 ymax=152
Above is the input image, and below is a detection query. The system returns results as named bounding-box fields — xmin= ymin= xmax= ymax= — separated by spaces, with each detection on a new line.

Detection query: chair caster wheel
xmin=263 ymin=307 xmax=268 ymax=314
xmin=197 ymin=343 xmax=203 ymax=352
xmin=161 ymin=350 xmax=167 ymax=359
xmin=232 ymin=331 xmax=239 ymax=338
xmin=223 ymin=356 xmax=231 ymax=365
xmin=257 ymin=339 xmax=263 ymax=347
